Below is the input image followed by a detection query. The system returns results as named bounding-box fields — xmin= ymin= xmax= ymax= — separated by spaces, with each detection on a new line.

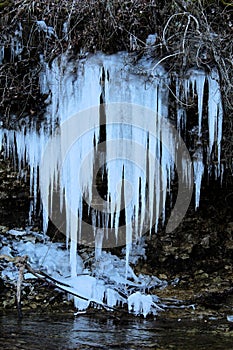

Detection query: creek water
xmin=0 ymin=312 xmax=233 ymax=350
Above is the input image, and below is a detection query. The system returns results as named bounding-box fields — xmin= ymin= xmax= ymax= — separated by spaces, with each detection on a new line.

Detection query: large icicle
xmin=208 ymin=69 xmax=223 ymax=174
xmin=193 ymin=147 xmax=204 ymax=209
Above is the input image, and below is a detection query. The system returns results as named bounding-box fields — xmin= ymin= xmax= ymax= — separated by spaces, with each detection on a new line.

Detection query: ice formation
xmin=36 ymin=20 xmax=57 ymax=39
xmin=175 ymin=68 xmax=223 ymax=207
xmin=0 ymin=228 xmax=166 ymax=317
xmin=0 ymin=52 xmax=224 ymax=316
xmin=0 ymin=22 xmax=23 ymax=64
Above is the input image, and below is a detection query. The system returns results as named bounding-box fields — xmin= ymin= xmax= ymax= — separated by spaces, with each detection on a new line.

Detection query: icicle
xmin=62 ymin=21 xmax=69 ymax=41
xmin=0 ymin=45 xmax=4 ymax=65
xmin=186 ymin=70 xmax=205 ymax=138
xmin=193 ymin=147 xmax=204 ymax=209
xmin=11 ymin=22 xmax=23 ymax=61
xmin=146 ymin=34 xmax=157 ymax=46
xmin=36 ymin=20 xmax=57 ymax=39
xmin=177 ymin=108 xmax=186 ymax=132
xmin=208 ymin=69 xmax=223 ymax=175
xmin=128 ymin=291 xmax=155 ymax=318
xmin=95 ymin=229 xmax=104 ymax=260
xmin=0 ymin=125 xmax=49 ymax=225
xmin=195 ymin=72 xmax=205 ymax=138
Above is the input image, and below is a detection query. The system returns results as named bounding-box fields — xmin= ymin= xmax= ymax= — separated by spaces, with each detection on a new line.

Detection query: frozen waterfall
xmin=0 ymin=52 xmax=223 ymax=316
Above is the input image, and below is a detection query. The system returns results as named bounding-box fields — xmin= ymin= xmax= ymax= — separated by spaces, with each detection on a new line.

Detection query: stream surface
xmin=0 ymin=312 xmax=233 ymax=350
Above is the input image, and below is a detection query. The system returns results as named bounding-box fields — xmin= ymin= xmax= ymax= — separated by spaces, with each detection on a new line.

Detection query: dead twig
xmin=0 ymin=254 xmax=128 ymax=317
xmin=0 ymin=254 xmax=28 ymax=319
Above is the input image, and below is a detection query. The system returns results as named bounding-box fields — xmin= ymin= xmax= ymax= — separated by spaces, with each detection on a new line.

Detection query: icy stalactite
xmin=188 ymin=71 xmax=206 ymax=138
xmin=62 ymin=22 xmax=69 ymax=41
xmin=208 ymin=69 xmax=223 ymax=174
xmin=128 ymin=292 xmax=162 ymax=318
xmin=175 ymin=75 xmax=187 ymax=133
xmin=36 ymin=21 xmax=57 ymax=39
xmin=0 ymin=45 xmax=4 ymax=65
xmin=0 ymin=127 xmax=4 ymax=153
xmin=10 ymin=22 xmax=23 ymax=61
xmin=193 ymin=147 xmax=205 ymax=209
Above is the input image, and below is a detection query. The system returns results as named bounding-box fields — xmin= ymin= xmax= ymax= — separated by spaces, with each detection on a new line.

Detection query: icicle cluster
xmin=38 ymin=53 xmax=191 ymax=276
xmin=175 ymin=69 xmax=223 ymax=208
xmin=0 ymin=22 xmax=23 ymax=64
xmin=0 ymin=52 xmax=224 ymax=316
xmin=0 ymin=125 xmax=48 ymax=222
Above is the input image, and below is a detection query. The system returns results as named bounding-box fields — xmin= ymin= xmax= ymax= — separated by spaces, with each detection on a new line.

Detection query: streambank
xmin=0 ymin=0 xmax=232 ymax=320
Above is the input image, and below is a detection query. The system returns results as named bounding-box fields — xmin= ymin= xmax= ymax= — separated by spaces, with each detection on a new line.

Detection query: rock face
xmin=145 ymin=177 xmax=233 ymax=279
xmin=0 ymin=156 xmax=30 ymax=228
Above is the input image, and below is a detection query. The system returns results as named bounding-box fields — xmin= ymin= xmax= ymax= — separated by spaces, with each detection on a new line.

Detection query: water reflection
xmin=0 ymin=313 xmax=233 ymax=350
